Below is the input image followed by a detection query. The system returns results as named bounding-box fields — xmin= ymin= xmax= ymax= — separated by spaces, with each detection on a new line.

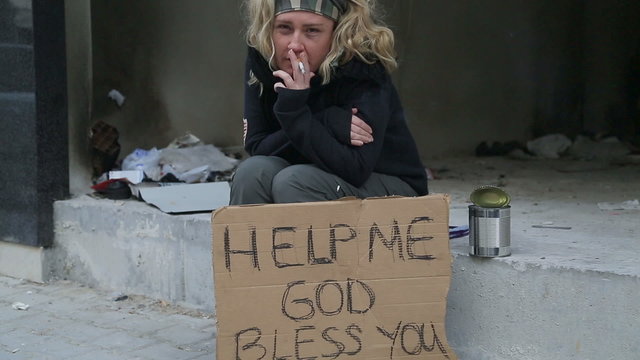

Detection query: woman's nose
xmin=287 ymin=32 xmax=304 ymax=53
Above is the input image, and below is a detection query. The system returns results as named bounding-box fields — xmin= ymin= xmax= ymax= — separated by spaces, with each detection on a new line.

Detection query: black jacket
xmin=243 ymin=47 xmax=428 ymax=195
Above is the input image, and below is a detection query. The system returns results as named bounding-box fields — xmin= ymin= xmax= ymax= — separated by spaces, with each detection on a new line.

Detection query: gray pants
xmin=229 ymin=155 xmax=417 ymax=205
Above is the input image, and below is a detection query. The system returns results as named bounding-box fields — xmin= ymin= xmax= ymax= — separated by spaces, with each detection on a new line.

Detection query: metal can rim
xmin=470 ymin=185 xmax=511 ymax=208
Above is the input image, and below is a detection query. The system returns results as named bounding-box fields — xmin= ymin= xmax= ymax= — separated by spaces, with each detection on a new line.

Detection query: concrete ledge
xmin=48 ymin=196 xmax=214 ymax=311
xmin=437 ymin=157 xmax=640 ymax=359
xmin=47 ymin=157 xmax=640 ymax=359
xmin=447 ymin=253 xmax=639 ymax=359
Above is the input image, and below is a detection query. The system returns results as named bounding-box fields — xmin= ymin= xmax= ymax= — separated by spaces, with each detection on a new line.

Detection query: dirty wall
xmin=65 ymin=0 xmax=640 ymax=195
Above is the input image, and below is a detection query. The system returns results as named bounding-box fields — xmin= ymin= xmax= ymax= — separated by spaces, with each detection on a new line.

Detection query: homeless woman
xmin=230 ymin=0 xmax=428 ymax=205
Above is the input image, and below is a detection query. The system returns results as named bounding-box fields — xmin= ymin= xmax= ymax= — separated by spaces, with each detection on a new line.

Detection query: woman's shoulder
xmin=334 ymin=57 xmax=389 ymax=85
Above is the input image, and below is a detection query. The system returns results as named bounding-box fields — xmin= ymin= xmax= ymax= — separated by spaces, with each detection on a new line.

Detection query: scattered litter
xmin=526 ymin=134 xmax=572 ymax=159
xmin=158 ymin=145 xmax=237 ymax=179
xmin=91 ymin=179 xmax=132 ymax=200
xmin=597 ymin=199 xmax=640 ymax=211
xmin=121 ymin=144 xmax=238 ymax=183
xmin=113 ymin=294 xmax=129 ymax=302
xmin=137 ymin=182 xmax=230 ymax=214
xmin=177 ymin=165 xmax=210 ymax=184
xmin=11 ymin=302 xmax=30 ymax=311
xmin=109 ymin=170 xmax=144 ymax=184
xmin=167 ymin=132 xmax=203 ymax=149
xmin=475 ymin=140 xmax=525 ymax=157
xmin=90 ymin=120 xmax=121 ymax=177
xmin=532 ymin=225 xmax=572 ymax=230
xmin=121 ymin=147 xmax=161 ymax=180
xmin=93 ymin=133 xmax=240 ymax=212
xmin=108 ymin=89 xmax=126 ymax=107
xmin=569 ymin=135 xmax=631 ymax=161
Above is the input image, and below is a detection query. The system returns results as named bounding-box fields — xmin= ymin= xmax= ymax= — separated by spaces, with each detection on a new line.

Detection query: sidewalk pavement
xmin=0 ymin=275 xmax=215 ymax=360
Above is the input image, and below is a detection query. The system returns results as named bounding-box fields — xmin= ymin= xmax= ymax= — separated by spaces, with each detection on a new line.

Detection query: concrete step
xmin=446 ymin=207 xmax=639 ymax=360
xmin=49 ymin=196 xmax=214 ymax=311
xmin=49 ymin=178 xmax=640 ymax=360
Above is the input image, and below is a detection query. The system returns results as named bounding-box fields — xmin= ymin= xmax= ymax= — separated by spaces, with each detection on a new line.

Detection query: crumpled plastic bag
xmin=526 ymin=134 xmax=572 ymax=159
xmin=122 ymin=148 xmax=162 ymax=180
xmin=121 ymin=144 xmax=238 ymax=183
xmin=158 ymin=144 xmax=237 ymax=174
xmin=167 ymin=132 xmax=203 ymax=149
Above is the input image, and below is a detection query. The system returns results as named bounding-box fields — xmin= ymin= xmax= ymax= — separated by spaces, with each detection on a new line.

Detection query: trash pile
xmin=476 ymin=133 xmax=638 ymax=162
xmin=120 ymin=133 xmax=239 ymax=184
xmin=90 ymin=128 xmax=240 ymax=208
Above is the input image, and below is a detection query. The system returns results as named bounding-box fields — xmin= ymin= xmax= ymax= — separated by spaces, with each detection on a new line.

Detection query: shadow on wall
xmin=89 ymin=0 xmax=246 ymax=159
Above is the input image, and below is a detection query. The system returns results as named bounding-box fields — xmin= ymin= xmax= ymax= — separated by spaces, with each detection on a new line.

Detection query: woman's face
xmin=272 ymin=11 xmax=335 ymax=76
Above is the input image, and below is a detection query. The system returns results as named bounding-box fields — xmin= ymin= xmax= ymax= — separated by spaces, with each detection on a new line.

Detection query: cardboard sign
xmin=211 ymin=195 xmax=457 ymax=360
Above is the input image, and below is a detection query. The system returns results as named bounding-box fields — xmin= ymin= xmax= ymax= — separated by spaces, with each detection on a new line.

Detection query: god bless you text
xmin=220 ymin=217 xmax=451 ymax=359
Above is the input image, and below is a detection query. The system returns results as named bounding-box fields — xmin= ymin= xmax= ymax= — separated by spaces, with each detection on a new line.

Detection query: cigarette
xmin=297 ymin=60 xmax=306 ymax=74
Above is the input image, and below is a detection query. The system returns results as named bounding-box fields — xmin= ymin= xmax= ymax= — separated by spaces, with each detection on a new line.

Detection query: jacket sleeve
xmin=243 ymin=60 xmax=292 ymax=157
xmin=243 ymin=59 xmax=352 ymax=156
xmin=274 ymin=79 xmax=390 ymax=187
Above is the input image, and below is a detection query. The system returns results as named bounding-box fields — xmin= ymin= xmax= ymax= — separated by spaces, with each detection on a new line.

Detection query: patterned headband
xmin=275 ymin=0 xmax=347 ymax=22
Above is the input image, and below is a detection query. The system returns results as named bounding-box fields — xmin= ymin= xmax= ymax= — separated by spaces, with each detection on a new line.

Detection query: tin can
xmin=468 ymin=205 xmax=511 ymax=257
xmin=470 ymin=185 xmax=511 ymax=208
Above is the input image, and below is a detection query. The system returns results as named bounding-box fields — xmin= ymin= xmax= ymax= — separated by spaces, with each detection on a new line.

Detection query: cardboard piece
xmin=138 ymin=182 xmax=230 ymax=214
xmin=211 ymin=195 xmax=457 ymax=359
xmin=109 ymin=169 xmax=144 ymax=184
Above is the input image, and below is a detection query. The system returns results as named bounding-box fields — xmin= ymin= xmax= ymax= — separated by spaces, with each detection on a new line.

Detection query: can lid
xmin=470 ymin=185 xmax=511 ymax=208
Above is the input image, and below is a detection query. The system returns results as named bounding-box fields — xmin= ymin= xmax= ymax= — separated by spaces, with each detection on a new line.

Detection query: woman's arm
xmin=274 ymin=80 xmax=390 ymax=187
xmin=243 ymin=81 xmax=290 ymax=156
xmin=242 ymin=56 xmax=294 ymax=157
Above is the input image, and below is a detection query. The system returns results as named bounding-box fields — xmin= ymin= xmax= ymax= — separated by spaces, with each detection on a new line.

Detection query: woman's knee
xmin=229 ymin=156 xmax=289 ymax=205
xmin=271 ymin=165 xmax=338 ymax=203
xmin=232 ymin=156 xmax=288 ymax=186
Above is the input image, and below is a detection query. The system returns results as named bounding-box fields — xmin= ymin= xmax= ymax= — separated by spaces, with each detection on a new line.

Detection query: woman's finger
xmin=350 ymin=133 xmax=365 ymax=147
xmin=288 ymin=50 xmax=305 ymax=81
xmin=352 ymin=116 xmax=373 ymax=135
xmin=273 ymin=70 xmax=292 ymax=83
xmin=351 ymin=123 xmax=369 ymax=138
xmin=351 ymin=127 xmax=373 ymax=143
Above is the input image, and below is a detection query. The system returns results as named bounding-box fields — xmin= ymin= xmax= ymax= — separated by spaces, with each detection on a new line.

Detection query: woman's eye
xmin=276 ymin=24 xmax=291 ymax=31
xmin=306 ymin=28 xmax=320 ymax=33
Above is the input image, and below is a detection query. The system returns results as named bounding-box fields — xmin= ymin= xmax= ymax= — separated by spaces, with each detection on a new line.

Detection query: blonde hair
xmin=243 ymin=0 xmax=397 ymax=84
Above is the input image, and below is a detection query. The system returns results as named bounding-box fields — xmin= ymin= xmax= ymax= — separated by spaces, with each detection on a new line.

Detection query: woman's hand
xmin=350 ymin=108 xmax=374 ymax=146
xmin=273 ymin=49 xmax=313 ymax=91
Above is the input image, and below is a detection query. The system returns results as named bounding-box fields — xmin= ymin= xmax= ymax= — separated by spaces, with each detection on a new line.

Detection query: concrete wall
xmin=63 ymin=0 xmax=640 ymax=192
xmin=90 ymin=0 xmax=245 ymax=158
xmin=583 ymin=0 xmax=640 ymax=139
xmin=388 ymin=0 xmax=539 ymax=158
xmin=65 ymin=0 xmax=93 ymax=195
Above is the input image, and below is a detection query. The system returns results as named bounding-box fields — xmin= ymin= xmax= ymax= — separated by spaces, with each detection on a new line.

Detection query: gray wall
xmin=63 ymin=0 xmax=640 ymax=194
xmin=583 ymin=0 xmax=640 ymax=137
xmin=388 ymin=0 xmax=538 ymax=159
xmin=65 ymin=0 xmax=93 ymax=195
xmin=90 ymin=0 xmax=245 ymax=156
